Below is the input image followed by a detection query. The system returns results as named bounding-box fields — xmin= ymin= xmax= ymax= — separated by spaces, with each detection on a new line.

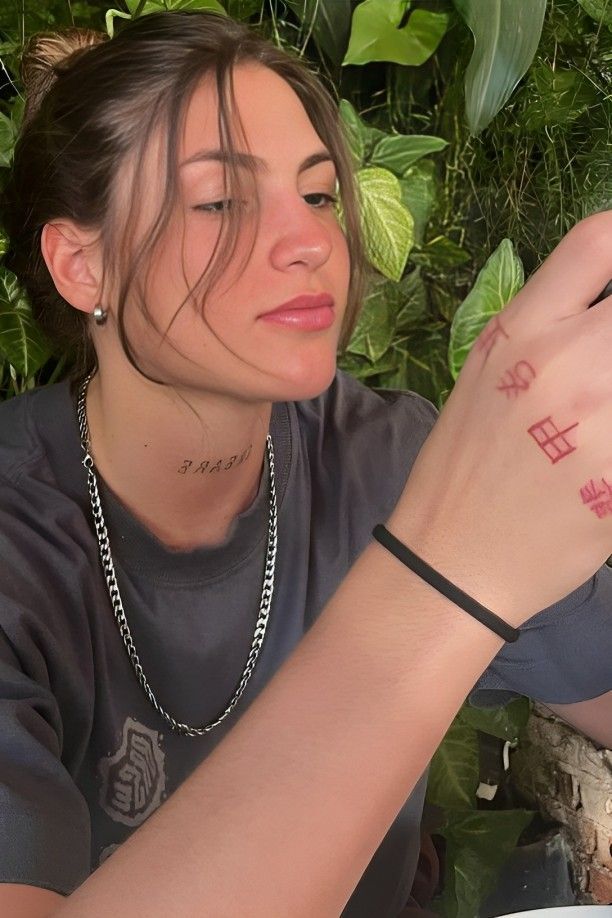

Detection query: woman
xmin=1 ymin=10 xmax=612 ymax=917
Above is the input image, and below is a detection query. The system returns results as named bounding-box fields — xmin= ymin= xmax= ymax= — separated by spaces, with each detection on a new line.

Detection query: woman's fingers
xmin=513 ymin=211 xmax=612 ymax=322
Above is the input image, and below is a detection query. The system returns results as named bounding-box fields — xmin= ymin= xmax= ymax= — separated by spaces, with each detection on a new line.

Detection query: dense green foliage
xmin=1 ymin=1 xmax=610 ymax=913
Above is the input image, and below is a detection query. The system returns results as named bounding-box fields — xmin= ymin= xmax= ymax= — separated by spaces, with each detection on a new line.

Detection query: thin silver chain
xmin=77 ymin=373 xmax=278 ymax=737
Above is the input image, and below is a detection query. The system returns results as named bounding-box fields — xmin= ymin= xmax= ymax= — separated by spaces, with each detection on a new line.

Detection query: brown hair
xmin=3 ymin=10 xmax=367 ymax=383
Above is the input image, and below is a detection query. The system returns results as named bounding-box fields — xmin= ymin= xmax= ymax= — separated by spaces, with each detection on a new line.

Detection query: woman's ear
xmin=41 ymin=221 xmax=103 ymax=315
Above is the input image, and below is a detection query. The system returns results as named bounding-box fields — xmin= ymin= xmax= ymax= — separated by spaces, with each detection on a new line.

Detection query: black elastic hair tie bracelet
xmin=372 ymin=524 xmax=520 ymax=644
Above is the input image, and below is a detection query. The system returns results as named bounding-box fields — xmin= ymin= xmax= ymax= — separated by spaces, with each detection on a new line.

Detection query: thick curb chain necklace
xmin=77 ymin=373 xmax=278 ymax=737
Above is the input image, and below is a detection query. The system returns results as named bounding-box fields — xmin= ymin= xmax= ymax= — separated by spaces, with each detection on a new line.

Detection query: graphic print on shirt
xmin=98 ymin=716 xmax=166 ymax=827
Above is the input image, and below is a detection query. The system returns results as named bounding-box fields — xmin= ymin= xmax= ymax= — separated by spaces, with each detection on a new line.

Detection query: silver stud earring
xmin=92 ymin=305 xmax=108 ymax=326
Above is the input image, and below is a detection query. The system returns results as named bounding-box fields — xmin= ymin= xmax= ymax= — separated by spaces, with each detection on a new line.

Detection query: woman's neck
xmin=84 ymin=369 xmax=272 ymax=551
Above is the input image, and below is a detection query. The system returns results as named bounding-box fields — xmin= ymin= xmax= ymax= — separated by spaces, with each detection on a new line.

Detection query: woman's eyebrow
xmin=179 ymin=148 xmax=334 ymax=174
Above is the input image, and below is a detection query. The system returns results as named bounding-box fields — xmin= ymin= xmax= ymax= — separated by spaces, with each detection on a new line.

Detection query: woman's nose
xmin=266 ymin=196 xmax=334 ymax=272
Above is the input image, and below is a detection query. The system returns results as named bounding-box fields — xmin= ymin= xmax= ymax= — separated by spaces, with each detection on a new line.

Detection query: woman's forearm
xmin=55 ymin=529 xmax=503 ymax=917
xmin=55 ymin=211 xmax=612 ymax=916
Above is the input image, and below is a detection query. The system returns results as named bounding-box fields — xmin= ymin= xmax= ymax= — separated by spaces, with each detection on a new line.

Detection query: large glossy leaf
xmin=448 ymin=239 xmax=524 ymax=380
xmin=285 ymin=0 xmax=351 ymax=65
xmin=369 ymin=133 xmax=447 ymax=175
xmin=437 ymin=809 xmax=534 ymax=918
xmin=346 ymin=279 xmax=398 ymax=363
xmin=355 ymin=167 xmax=414 ymax=281
xmin=579 ymin=0 xmax=612 ymax=26
xmin=462 ymin=697 xmax=530 ymax=742
xmin=398 ymin=161 xmax=436 ymax=245
xmin=343 ymin=0 xmax=449 ymax=67
xmin=453 ymin=0 xmax=547 ymax=134
xmin=0 ymin=268 xmax=51 ymax=378
xmin=427 ymin=714 xmax=479 ymax=810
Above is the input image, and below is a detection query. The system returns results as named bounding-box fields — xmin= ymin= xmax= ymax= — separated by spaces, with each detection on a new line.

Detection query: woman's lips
xmin=258 ymin=293 xmax=335 ymax=330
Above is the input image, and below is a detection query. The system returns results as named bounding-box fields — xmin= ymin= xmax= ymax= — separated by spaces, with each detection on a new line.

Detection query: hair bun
xmin=20 ymin=28 xmax=107 ymax=127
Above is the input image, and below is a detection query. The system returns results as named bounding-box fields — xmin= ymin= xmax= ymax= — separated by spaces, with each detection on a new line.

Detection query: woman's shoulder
xmin=293 ymin=370 xmax=439 ymax=519
xmin=0 ymin=379 xmax=73 ymax=483
xmin=0 ymin=379 xmax=91 ymax=557
xmin=295 ymin=369 xmax=438 ymax=459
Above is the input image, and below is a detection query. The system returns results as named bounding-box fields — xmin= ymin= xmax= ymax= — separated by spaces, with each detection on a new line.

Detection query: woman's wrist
xmin=386 ymin=496 xmax=530 ymax=633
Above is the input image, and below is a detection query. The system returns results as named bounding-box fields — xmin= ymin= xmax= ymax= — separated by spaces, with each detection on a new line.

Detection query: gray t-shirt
xmin=0 ymin=370 xmax=611 ymax=915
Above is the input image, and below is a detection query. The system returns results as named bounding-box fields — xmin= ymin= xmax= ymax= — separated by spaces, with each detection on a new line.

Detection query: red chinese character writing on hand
xmin=497 ymin=360 xmax=536 ymax=398
xmin=527 ymin=417 xmax=579 ymax=464
xmin=477 ymin=315 xmax=510 ymax=362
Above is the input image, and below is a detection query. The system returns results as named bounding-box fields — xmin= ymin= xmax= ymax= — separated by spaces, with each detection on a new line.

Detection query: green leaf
xmin=399 ymin=161 xmax=436 ymax=245
xmin=427 ymin=715 xmax=479 ymax=810
xmin=107 ymin=0 xmax=225 ymax=34
xmin=343 ymin=0 xmax=449 ymax=67
xmin=0 ymin=228 xmax=8 ymax=259
xmin=356 ymin=167 xmax=414 ymax=281
xmin=412 ymin=235 xmax=470 ymax=270
xmin=378 ymin=325 xmax=452 ymax=403
xmin=0 ymin=268 xmax=51 ymax=378
xmin=346 ymin=278 xmax=398 ymax=363
xmin=338 ymin=350 xmax=400 ymax=381
xmin=437 ymin=809 xmax=534 ymax=918
xmin=453 ymin=0 xmax=547 ymax=134
xmin=285 ymin=0 xmax=352 ymax=65
xmin=369 ymin=133 xmax=447 ymax=175
xmin=523 ymin=64 xmax=599 ymax=132
xmin=164 ymin=0 xmax=226 ymax=11
xmin=225 ymin=0 xmax=260 ymax=18
xmin=338 ymin=100 xmax=398 ymax=164
xmin=462 ymin=697 xmax=531 ymax=742
xmin=448 ymin=239 xmax=523 ymax=380
xmin=395 ymin=268 xmax=428 ymax=328
xmin=0 ymin=111 xmax=17 ymax=169
xmin=578 ymin=0 xmax=612 ymax=26
xmin=339 ymin=100 xmax=366 ymax=166
xmin=106 ymin=8 xmax=132 ymax=37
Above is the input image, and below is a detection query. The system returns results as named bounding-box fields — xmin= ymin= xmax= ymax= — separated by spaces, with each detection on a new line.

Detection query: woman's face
xmin=122 ymin=62 xmax=351 ymax=403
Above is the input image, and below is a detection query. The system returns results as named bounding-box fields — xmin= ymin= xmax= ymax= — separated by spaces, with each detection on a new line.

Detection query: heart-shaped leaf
xmin=369 ymin=133 xmax=447 ymax=175
xmin=448 ymin=238 xmax=523 ymax=379
xmin=343 ymin=0 xmax=449 ymax=67
xmin=0 ymin=268 xmax=51 ymax=378
xmin=356 ymin=167 xmax=414 ymax=281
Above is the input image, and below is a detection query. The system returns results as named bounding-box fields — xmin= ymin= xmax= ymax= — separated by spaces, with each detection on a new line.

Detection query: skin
xmin=41 ymin=62 xmax=350 ymax=549
xmin=496 ymin=359 xmax=536 ymax=397
xmin=7 ymin=52 xmax=612 ymax=918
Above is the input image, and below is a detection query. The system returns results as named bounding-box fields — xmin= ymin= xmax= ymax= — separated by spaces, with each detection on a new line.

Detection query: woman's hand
xmin=392 ymin=212 xmax=612 ymax=627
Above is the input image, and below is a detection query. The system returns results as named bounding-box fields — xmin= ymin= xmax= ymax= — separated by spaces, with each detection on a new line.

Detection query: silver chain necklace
xmin=77 ymin=373 xmax=278 ymax=738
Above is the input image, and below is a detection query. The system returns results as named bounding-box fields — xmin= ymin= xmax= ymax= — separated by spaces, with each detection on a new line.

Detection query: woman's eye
xmin=304 ymin=192 xmax=338 ymax=208
xmin=193 ymin=200 xmax=236 ymax=214
xmin=192 ymin=194 xmax=338 ymax=214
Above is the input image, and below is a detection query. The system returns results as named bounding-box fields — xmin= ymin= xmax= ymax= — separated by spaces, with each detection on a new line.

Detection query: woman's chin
xmin=267 ymin=352 xmax=338 ymax=403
